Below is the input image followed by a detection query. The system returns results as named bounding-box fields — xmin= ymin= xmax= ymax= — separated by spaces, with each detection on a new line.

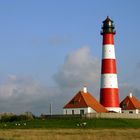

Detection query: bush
xmin=0 ymin=112 xmax=35 ymax=122
xmin=1 ymin=115 xmax=18 ymax=122
xmin=18 ymin=114 xmax=33 ymax=121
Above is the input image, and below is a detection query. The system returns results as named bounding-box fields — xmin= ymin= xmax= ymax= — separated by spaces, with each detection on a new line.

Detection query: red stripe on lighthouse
xmin=101 ymin=59 xmax=117 ymax=73
xmin=103 ymin=33 xmax=114 ymax=45
xmin=100 ymin=88 xmax=119 ymax=107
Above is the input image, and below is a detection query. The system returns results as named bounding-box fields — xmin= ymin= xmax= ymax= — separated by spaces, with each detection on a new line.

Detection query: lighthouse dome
xmin=101 ymin=16 xmax=115 ymax=35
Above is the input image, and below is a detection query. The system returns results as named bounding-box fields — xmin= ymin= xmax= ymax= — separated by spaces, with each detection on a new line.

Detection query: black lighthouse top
xmin=101 ymin=16 xmax=116 ymax=35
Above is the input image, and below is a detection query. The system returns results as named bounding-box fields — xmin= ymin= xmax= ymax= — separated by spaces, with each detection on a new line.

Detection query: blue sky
xmin=0 ymin=0 xmax=140 ymax=114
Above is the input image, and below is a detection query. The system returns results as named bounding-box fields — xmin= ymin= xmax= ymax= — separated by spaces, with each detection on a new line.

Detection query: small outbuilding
xmin=120 ymin=93 xmax=140 ymax=114
xmin=63 ymin=87 xmax=107 ymax=115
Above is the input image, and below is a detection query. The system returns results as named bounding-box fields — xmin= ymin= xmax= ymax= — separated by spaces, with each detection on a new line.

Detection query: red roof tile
xmin=63 ymin=90 xmax=107 ymax=113
xmin=120 ymin=95 xmax=140 ymax=110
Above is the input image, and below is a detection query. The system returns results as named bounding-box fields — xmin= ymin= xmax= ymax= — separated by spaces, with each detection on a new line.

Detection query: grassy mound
xmin=1 ymin=118 xmax=140 ymax=129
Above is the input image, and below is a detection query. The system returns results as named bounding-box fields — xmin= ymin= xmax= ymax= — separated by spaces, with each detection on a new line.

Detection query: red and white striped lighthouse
xmin=100 ymin=16 xmax=121 ymax=113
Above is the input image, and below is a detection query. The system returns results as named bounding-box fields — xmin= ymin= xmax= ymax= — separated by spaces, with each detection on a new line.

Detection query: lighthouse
xmin=100 ymin=16 xmax=121 ymax=113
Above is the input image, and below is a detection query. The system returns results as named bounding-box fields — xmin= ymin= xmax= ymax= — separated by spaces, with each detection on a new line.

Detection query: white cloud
xmin=0 ymin=75 xmax=39 ymax=99
xmin=0 ymin=75 xmax=59 ymax=114
xmin=54 ymin=47 xmax=100 ymax=90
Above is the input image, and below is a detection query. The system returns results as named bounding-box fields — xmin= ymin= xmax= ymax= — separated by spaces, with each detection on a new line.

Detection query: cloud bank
xmin=0 ymin=47 xmax=101 ymax=115
xmin=0 ymin=47 xmax=139 ymax=115
xmin=0 ymin=75 xmax=57 ymax=114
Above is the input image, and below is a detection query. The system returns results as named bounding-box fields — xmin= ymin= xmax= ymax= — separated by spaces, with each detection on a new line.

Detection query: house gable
xmin=120 ymin=95 xmax=140 ymax=110
xmin=64 ymin=90 xmax=107 ymax=113
xmin=64 ymin=91 xmax=88 ymax=108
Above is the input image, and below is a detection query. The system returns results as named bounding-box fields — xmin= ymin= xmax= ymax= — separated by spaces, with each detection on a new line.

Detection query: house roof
xmin=120 ymin=94 xmax=140 ymax=110
xmin=63 ymin=90 xmax=107 ymax=113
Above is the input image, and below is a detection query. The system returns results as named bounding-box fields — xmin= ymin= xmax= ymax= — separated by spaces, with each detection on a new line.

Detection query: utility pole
xmin=49 ymin=103 xmax=52 ymax=116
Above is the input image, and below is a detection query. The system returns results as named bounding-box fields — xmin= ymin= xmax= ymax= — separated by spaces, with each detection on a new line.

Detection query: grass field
xmin=1 ymin=118 xmax=140 ymax=129
xmin=0 ymin=129 xmax=140 ymax=140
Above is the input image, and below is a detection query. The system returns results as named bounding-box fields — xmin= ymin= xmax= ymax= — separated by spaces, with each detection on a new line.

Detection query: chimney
xmin=83 ymin=86 xmax=87 ymax=93
xmin=129 ymin=93 xmax=132 ymax=98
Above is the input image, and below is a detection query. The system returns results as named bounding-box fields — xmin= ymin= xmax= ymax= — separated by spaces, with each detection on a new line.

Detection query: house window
xmin=80 ymin=110 xmax=84 ymax=115
xmin=121 ymin=103 xmax=127 ymax=109
xmin=71 ymin=99 xmax=78 ymax=105
xmin=72 ymin=110 xmax=74 ymax=115
xmin=129 ymin=111 xmax=133 ymax=114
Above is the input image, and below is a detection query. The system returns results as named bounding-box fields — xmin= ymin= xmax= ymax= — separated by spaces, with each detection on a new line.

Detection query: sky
xmin=0 ymin=0 xmax=140 ymax=115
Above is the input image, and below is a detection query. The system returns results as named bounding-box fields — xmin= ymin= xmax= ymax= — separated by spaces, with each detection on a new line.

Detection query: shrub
xmin=1 ymin=115 xmax=18 ymax=122
xmin=0 ymin=112 xmax=35 ymax=122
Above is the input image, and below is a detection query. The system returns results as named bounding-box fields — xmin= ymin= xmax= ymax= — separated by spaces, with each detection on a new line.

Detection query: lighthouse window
xmin=108 ymin=21 xmax=111 ymax=26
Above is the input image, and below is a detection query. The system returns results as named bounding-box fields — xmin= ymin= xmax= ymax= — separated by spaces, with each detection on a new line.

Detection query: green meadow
xmin=1 ymin=118 xmax=140 ymax=129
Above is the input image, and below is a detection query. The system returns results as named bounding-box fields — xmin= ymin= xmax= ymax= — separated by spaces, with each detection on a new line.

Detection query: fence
xmin=84 ymin=113 xmax=140 ymax=119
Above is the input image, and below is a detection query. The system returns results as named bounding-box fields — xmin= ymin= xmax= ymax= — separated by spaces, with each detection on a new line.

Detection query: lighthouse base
xmin=106 ymin=107 xmax=121 ymax=113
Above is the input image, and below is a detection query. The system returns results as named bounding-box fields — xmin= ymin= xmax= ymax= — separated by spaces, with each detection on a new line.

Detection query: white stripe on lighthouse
xmin=101 ymin=74 xmax=118 ymax=88
xmin=102 ymin=44 xmax=116 ymax=59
